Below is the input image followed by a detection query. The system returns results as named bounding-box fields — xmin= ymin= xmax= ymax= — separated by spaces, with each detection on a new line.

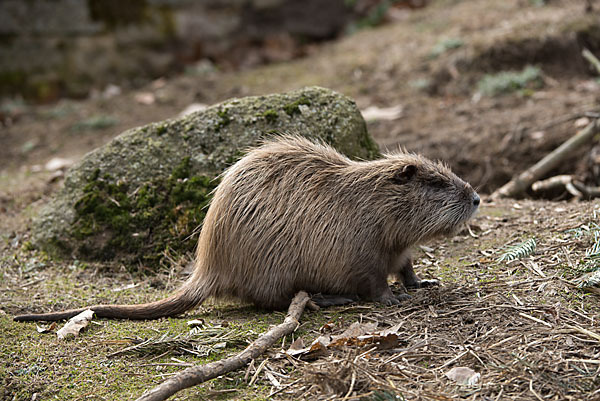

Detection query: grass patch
xmin=70 ymin=115 xmax=119 ymax=132
xmin=1 ymin=297 xmax=354 ymax=401
xmin=429 ymin=37 xmax=464 ymax=58
xmin=477 ymin=65 xmax=543 ymax=96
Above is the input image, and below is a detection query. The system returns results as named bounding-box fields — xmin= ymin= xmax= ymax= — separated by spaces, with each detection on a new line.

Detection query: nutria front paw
xmin=406 ymin=279 xmax=440 ymax=289
xmin=418 ymin=279 xmax=440 ymax=288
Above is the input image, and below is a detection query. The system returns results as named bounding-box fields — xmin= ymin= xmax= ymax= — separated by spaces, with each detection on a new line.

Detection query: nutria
xmin=14 ymin=135 xmax=479 ymax=321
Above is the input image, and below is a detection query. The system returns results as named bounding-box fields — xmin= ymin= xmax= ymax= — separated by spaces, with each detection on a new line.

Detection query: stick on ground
xmin=582 ymin=48 xmax=600 ymax=75
xmin=136 ymin=291 xmax=310 ymax=401
xmin=492 ymin=119 xmax=600 ymax=199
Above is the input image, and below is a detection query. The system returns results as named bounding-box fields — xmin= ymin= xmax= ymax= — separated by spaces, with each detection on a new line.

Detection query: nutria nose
xmin=472 ymin=193 xmax=480 ymax=207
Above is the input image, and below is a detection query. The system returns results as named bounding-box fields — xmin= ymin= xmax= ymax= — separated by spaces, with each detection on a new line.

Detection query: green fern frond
xmin=497 ymin=238 xmax=536 ymax=262
xmin=576 ymin=269 xmax=600 ymax=288
xmin=112 ymin=324 xmax=252 ymax=357
xmin=585 ymin=231 xmax=600 ymax=260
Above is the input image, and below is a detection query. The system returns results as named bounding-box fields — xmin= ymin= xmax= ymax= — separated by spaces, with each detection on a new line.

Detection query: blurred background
xmin=1 ymin=0 xmax=599 ymax=196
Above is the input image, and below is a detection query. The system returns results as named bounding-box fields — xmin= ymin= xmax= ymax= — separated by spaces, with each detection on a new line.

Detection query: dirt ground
xmin=2 ymin=0 xmax=600 ymax=400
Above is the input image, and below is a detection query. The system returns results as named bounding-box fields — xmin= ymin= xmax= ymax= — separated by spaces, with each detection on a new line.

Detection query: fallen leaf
xmin=319 ymin=321 xmax=336 ymax=333
xmin=56 ymin=309 xmax=94 ymax=340
xmin=445 ymin=366 xmax=480 ymax=386
xmin=135 ymin=92 xmax=156 ymax=105
xmin=575 ymin=79 xmax=600 ymax=92
xmin=339 ymin=322 xmax=378 ymax=338
xmin=361 ymin=105 xmax=403 ymax=122
xmin=575 ymin=117 xmax=591 ymax=128
xmin=179 ymin=103 xmax=208 ymax=117
xmin=102 ymin=84 xmax=121 ymax=99
xmin=286 ymin=322 xmax=401 ymax=360
xmin=286 ymin=337 xmax=328 ymax=360
xmin=288 ymin=337 xmax=305 ymax=351
xmin=36 ymin=322 xmax=57 ymax=334
xmin=45 ymin=157 xmax=73 ymax=171
xmin=151 ymin=78 xmax=166 ymax=89
xmin=529 ymin=131 xmax=545 ymax=141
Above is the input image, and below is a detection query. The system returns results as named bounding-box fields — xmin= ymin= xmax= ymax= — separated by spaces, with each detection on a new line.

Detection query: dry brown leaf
xmin=287 ymin=337 xmax=328 ymax=360
xmin=319 ymin=321 xmax=336 ymax=333
xmin=36 ymin=322 xmax=57 ymax=334
xmin=286 ymin=322 xmax=402 ymax=360
xmin=445 ymin=366 xmax=481 ymax=386
xmin=288 ymin=337 xmax=305 ymax=351
xmin=56 ymin=309 xmax=94 ymax=340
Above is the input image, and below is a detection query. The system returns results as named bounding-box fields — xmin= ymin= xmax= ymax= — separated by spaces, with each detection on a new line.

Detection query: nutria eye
xmin=429 ymin=178 xmax=448 ymax=189
xmin=392 ymin=164 xmax=417 ymax=184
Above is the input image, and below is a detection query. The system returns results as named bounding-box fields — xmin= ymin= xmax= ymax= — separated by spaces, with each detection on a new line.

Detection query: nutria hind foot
xmin=310 ymin=293 xmax=358 ymax=307
xmin=372 ymin=291 xmax=402 ymax=306
xmin=395 ymin=292 xmax=412 ymax=302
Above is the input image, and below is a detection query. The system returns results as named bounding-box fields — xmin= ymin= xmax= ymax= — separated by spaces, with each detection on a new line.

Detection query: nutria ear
xmin=393 ymin=164 xmax=417 ymax=184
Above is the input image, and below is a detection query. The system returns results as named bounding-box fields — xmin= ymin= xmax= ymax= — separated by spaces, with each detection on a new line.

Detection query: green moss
xmin=283 ymin=96 xmax=311 ymax=116
xmin=70 ymin=158 xmax=219 ymax=268
xmin=155 ymin=123 xmax=168 ymax=136
xmin=260 ymin=109 xmax=279 ymax=122
xmin=216 ymin=109 xmax=231 ymax=129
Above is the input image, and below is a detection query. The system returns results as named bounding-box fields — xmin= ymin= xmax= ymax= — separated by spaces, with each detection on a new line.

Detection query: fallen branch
xmin=492 ymin=119 xmax=600 ymax=199
xmin=531 ymin=175 xmax=600 ymax=200
xmin=531 ymin=175 xmax=573 ymax=193
xmin=582 ymin=48 xmax=600 ymax=75
xmin=571 ymin=181 xmax=600 ymax=199
xmin=136 ymin=291 xmax=310 ymax=401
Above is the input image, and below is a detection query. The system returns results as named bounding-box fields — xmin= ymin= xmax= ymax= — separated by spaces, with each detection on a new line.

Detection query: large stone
xmin=33 ymin=86 xmax=379 ymax=268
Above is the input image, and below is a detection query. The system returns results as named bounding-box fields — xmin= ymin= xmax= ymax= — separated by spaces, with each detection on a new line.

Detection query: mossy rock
xmin=33 ymin=86 xmax=379 ymax=269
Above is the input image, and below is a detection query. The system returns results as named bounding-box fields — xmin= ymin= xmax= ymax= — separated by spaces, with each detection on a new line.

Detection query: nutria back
xmin=189 ymin=135 xmax=479 ymax=310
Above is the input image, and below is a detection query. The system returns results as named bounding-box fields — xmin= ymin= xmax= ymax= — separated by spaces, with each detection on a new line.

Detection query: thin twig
xmin=566 ymin=324 xmax=600 ymax=342
xmin=583 ymin=48 xmax=600 ymax=75
xmin=518 ymin=312 xmax=552 ymax=328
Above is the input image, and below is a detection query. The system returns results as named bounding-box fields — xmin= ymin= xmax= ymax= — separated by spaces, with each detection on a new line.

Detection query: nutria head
xmin=361 ymin=152 xmax=479 ymax=249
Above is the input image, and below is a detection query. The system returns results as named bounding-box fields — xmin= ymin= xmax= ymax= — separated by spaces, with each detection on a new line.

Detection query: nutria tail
xmin=13 ymin=283 xmax=207 ymax=322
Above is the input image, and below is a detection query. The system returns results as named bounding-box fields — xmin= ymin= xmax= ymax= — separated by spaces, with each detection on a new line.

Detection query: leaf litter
xmin=242 ymin=200 xmax=600 ymax=400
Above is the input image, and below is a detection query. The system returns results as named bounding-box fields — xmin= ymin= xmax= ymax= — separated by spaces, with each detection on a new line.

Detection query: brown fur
xmin=14 ymin=135 xmax=479 ymax=321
